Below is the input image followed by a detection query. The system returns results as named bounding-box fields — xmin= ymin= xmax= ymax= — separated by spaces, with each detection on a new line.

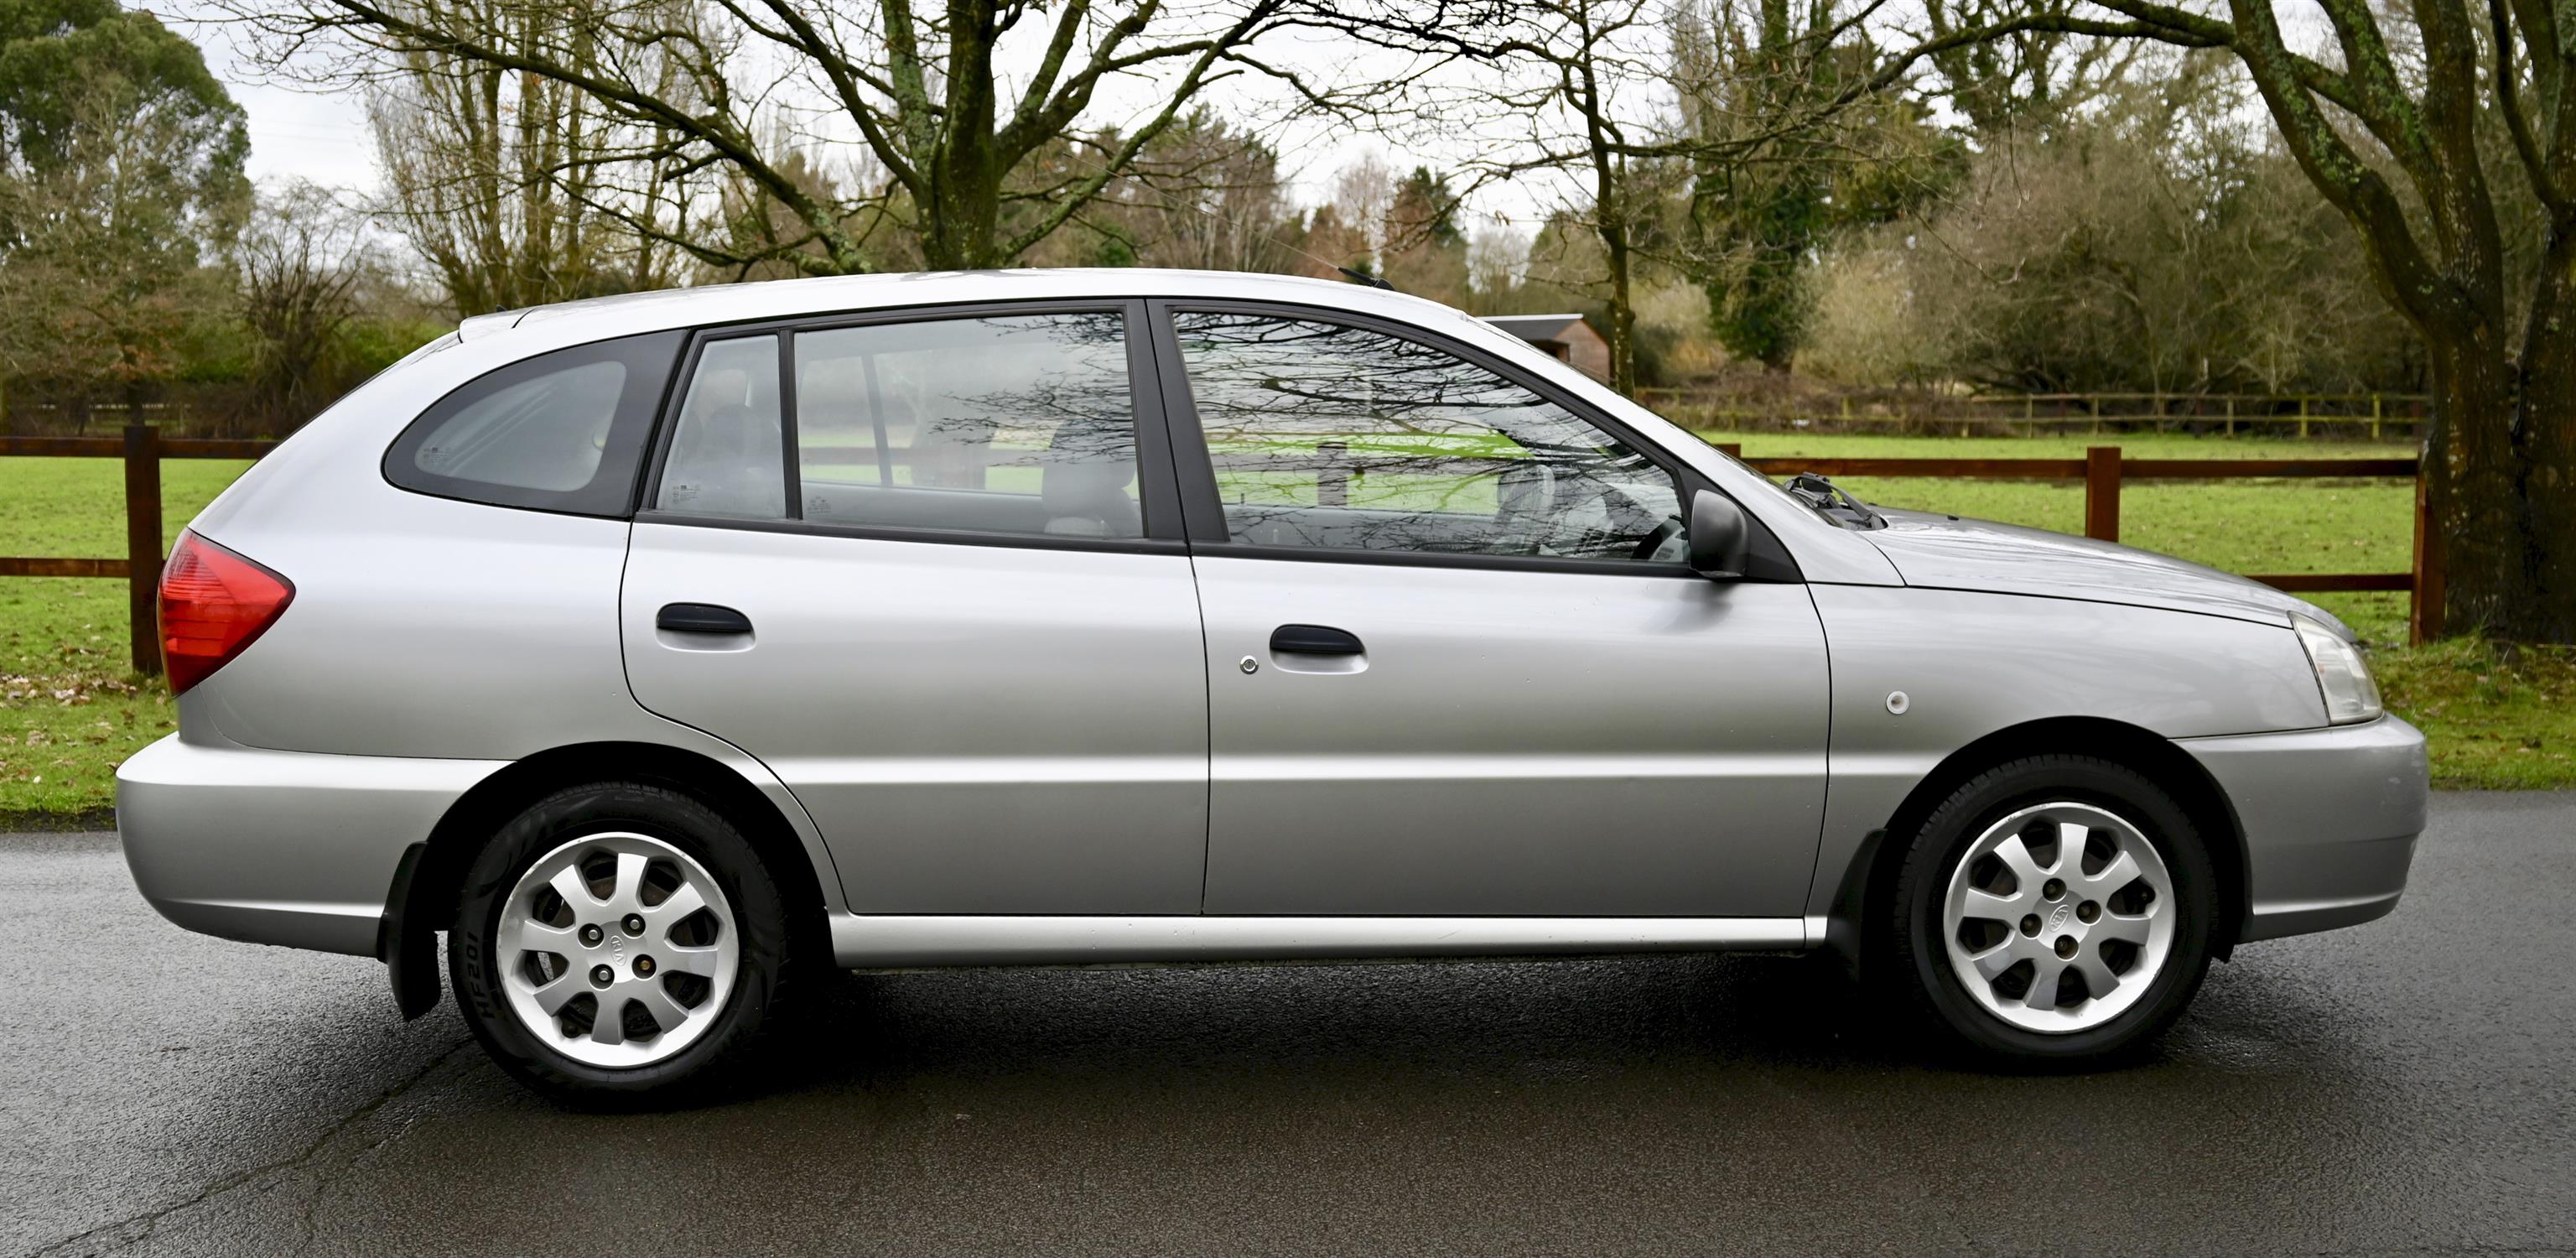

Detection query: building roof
xmin=1481 ymin=314 xmax=1592 ymax=344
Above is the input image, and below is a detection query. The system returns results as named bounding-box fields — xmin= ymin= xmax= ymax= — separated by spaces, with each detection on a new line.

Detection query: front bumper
xmin=116 ymin=734 xmax=503 ymax=956
xmin=2180 ymin=715 xmax=2428 ymax=943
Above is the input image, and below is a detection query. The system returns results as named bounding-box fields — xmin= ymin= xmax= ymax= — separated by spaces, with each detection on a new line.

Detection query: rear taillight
xmin=159 ymin=532 xmax=294 ymax=694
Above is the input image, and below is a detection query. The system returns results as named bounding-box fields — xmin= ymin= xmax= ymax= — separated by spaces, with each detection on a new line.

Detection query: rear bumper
xmin=115 ymin=734 xmax=503 ymax=956
xmin=2180 ymin=716 xmax=2428 ymax=943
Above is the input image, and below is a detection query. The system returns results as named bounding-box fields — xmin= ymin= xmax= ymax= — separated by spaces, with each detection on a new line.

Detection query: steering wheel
xmin=1632 ymin=517 xmax=1686 ymax=563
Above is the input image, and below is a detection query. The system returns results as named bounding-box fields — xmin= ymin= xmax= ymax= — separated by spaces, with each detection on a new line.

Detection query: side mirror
xmin=1688 ymin=490 xmax=1751 ymax=580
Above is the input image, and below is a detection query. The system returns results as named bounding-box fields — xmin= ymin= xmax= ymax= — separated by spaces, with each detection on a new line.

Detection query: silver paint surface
xmin=1862 ymin=507 xmax=2353 ymax=632
xmin=114 ymin=268 xmax=2426 ymax=975
xmin=1192 ymin=556 xmax=1830 ymax=917
xmin=1800 ymin=581 xmax=2346 ymax=922
xmin=2181 ymin=715 xmax=2428 ymax=939
xmin=621 ymin=522 xmax=1210 ymax=914
xmin=117 ymin=731 xmax=503 ymax=956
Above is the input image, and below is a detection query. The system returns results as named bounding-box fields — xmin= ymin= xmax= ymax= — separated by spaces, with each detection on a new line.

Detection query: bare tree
xmin=1918 ymin=0 xmax=2134 ymax=135
xmin=1378 ymin=0 xmax=2032 ymax=392
xmin=233 ymin=0 xmax=1389 ymax=273
xmin=1038 ymin=109 xmax=1301 ymax=272
xmin=1888 ymin=60 xmax=2413 ymax=397
xmin=1429 ymin=0 xmax=1666 ymax=393
xmin=234 ymin=181 xmax=372 ymax=433
xmin=2005 ymin=0 xmax=2576 ymax=640
xmin=366 ymin=0 xmax=697 ymax=313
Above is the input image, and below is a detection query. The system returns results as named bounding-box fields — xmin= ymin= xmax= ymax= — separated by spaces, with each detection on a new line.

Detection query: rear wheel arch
xmin=390 ymin=741 xmax=830 ymax=1014
xmin=1837 ymin=717 xmax=2248 ymax=973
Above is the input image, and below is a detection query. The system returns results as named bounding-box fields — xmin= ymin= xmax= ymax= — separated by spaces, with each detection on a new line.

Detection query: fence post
xmin=2298 ymin=397 xmax=2310 ymax=439
xmin=1715 ymin=442 xmax=1742 ymax=459
xmin=1315 ymin=440 xmax=1350 ymax=507
xmin=2371 ymin=394 xmax=2383 ymax=441
xmin=124 ymin=422 xmax=164 ymax=675
xmin=2410 ymin=465 xmax=2445 ymax=644
xmin=2085 ymin=445 xmax=2122 ymax=543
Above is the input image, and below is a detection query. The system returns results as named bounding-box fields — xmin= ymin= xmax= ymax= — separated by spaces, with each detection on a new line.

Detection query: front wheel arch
xmin=1833 ymin=718 xmax=2247 ymax=979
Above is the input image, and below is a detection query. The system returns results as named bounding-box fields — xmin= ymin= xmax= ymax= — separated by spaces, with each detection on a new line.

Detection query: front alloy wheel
xmin=1940 ymin=803 xmax=2177 ymax=1033
xmin=1888 ymin=755 xmax=2216 ymax=1064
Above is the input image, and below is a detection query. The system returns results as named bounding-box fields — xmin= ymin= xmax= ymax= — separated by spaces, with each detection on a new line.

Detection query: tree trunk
xmin=918 ymin=170 xmax=1002 ymax=269
xmin=915 ymin=2 xmax=1004 ymax=271
xmin=2423 ymin=242 xmax=2576 ymax=641
xmin=1602 ymin=221 xmax=1636 ymax=397
xmin=2520 ymin=227 xmax=2576 ymax=642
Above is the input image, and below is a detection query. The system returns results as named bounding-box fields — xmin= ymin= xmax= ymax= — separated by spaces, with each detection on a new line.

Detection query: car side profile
xmin=117 ymin=269 xmax=2428 ymax=1103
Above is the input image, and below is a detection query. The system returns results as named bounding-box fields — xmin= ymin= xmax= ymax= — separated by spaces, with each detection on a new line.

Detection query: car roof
xmin=464 ymin=268 xmax=1487 ymax=344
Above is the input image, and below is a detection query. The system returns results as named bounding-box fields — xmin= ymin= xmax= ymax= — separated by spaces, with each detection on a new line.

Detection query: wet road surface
xmin=4 ymin=793 xmax=2572 ymax=1255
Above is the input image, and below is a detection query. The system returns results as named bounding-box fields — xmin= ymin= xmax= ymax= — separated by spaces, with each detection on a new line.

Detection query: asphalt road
xmin=5 ymin=794 xmax=2573 ymax=1257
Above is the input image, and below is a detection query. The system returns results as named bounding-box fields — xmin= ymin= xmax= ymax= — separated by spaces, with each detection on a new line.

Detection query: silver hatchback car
xmin=118 ymin=270 xmax=2426 ymax=1102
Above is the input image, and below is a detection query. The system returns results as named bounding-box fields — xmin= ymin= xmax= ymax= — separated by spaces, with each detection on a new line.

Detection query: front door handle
xmin=1270 ymin=624 xmax=1364 ymax=655
xmin=658 ymin=602 xmax=754 ymax=635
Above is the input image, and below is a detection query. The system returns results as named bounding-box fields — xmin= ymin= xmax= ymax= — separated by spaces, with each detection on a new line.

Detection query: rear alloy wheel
xmin=496 ymin=832 xmax=740 ymax=1068
xmin=1888 ymin=756 xmax=2216 ymax=1064
xmin=452 ymin=783 xmax=791 ymax=1105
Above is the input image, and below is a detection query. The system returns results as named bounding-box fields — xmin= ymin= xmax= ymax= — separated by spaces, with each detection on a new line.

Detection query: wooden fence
xmin=1647 ymin=391 xmax=2431 ymax=439
xmin=0 ymin=427 xmax=277 ymax=676
xmin=0 ymin=426 xmax=2438 ymax=679
xmin=1712 ymin=442 xmax=2433 ymax=637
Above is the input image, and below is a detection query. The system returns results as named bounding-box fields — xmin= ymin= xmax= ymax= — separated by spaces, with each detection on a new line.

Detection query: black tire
xmin=1883 ymin=755 xmax=2217 ymax=1066
xmin=449 ymin=782 xmax=795 ymax=1107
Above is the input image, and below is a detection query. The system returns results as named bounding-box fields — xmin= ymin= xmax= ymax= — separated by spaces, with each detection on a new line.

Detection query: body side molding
xmin=828 ymin=913 xmax=1817 ymax=968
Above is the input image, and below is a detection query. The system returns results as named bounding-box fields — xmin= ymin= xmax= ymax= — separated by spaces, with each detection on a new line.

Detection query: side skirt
xmin=828 ymin=914 xmax=1818 ymax=969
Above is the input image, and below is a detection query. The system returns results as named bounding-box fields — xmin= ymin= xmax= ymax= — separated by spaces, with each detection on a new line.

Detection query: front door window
xmin=1169 ymin=311 xmax=1686 ymax=563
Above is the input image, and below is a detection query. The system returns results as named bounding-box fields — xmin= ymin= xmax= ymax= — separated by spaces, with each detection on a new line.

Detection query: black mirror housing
xmin=1689 ymin=490 xmax=1752 ymax=580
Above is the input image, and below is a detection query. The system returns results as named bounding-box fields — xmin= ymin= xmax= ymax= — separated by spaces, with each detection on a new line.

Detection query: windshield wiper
xmin=1785 ymin=472 xmax=1887 ymax=530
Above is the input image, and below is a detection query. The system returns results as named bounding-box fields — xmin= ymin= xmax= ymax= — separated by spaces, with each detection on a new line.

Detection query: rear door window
xmin=645 ymin=309 xmax=1149 ymax=541
xmin=385 ymin=330 xmax=683 ymax=516
xmin=792 ymin=313 xmax=1140 ymax=538
xmin=656 ymin=335 xmax=788 ymax=520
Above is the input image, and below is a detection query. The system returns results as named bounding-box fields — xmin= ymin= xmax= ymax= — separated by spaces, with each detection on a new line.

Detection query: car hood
xmin=1859 ymin=508 xmax=2352 ymax=635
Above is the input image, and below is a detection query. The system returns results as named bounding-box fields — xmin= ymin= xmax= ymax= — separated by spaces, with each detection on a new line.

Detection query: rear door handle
xmin=657 ymin=602 xmax=754 ymax=635
xmin=1270 ymin=624 xmax=1364 ymax=655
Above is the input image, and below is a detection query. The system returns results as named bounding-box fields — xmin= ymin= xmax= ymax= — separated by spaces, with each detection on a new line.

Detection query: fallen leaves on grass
xmin=1 ymin=671 xmax=140 ymax=706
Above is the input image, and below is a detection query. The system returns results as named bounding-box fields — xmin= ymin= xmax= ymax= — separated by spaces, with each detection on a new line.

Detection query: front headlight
xmin=2293 ymin=613 xmax=2383 ymax=725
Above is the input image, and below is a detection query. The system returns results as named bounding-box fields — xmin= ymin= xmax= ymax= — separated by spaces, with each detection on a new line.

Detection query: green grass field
xmin=1707 ymin=431 xmax=2418 ymax=641
xmin=0 ymin=459 xmax=252 ymax=823
xmin=2 ymin=430 xmax=2568 ymax=824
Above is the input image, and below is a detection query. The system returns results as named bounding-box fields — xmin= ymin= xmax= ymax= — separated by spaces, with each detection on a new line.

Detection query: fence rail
xmin=0 ymin=424 xmax=277 ymax=674
xmin=0 ymin=426 xmax=2439 ymax=678
xmin=1712 ymin=442 xmax=2435 ymax=641
xmin=1645 ymin=390 xmax=2431 ymax=439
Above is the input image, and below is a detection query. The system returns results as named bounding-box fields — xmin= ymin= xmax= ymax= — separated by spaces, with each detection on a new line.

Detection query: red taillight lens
xmin=158 ymin=532 xmax=293 ymax=694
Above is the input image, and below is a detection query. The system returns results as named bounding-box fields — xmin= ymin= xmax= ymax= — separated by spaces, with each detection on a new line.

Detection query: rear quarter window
xmin=384 ymin=330 xmax=684 ymax=515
